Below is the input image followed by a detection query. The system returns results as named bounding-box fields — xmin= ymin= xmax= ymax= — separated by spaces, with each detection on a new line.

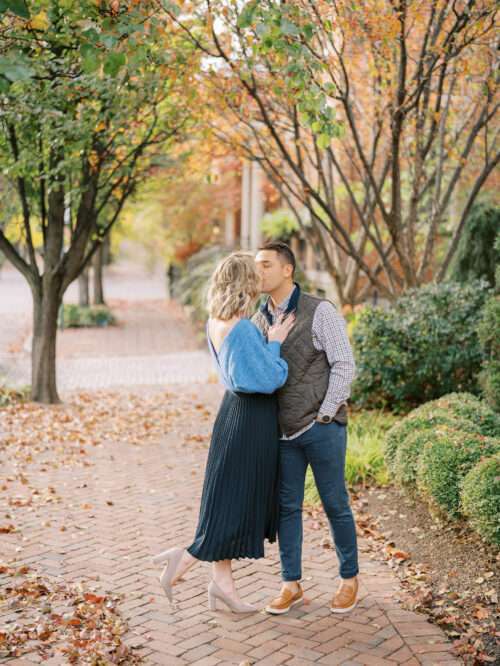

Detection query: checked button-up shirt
xmin=266 ymin=285 xmax=356 ymax=441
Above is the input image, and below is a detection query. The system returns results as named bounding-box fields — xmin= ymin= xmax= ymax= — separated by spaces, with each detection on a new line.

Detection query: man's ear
xmin=284 ymin=264 xmax=293 ymax=279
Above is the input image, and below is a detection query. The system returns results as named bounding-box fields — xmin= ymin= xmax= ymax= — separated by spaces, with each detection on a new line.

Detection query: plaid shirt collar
xmin=260 ymin=282 xmax=301 ymax=326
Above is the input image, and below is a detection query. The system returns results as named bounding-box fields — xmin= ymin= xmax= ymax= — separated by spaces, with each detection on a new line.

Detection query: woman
xmin=152 ymin=252 xmax=295 ymax=613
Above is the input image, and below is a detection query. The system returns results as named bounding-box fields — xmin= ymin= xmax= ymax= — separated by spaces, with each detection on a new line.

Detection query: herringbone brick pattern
xmin=1 ymin=384 xmax=461 ymax=665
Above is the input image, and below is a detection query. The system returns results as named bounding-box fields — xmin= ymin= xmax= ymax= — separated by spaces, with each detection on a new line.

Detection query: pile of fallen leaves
xmin=351 ymin=494 xmax=499 ymax=665
xmin=0 ymin=388 xmax=214 ymax=468
xmin=0 ymin=387 xmax=219 ymax=662
xmin=0 ymin=563 xmax=143 ymax=663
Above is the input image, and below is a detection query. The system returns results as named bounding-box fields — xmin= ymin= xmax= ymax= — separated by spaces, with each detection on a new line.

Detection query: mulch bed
xmin=352 ymin=485 xmax=499 ymax=665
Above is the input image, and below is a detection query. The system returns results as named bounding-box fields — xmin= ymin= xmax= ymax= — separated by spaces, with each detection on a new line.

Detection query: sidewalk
xmin=0 ymin=260 xmax=461 ymax=665
xmin=0 ymin=260 xmax=213 ymax=391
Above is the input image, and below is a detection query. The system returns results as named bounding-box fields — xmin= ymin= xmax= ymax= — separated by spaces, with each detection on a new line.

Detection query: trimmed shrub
xmin=385 ymin=411 xmax=471 ymax=472
xmin=477 ymin=295 xmax=500 ymax=412
xmin=383 ymin=392 xmax=498 ymax=471
xmin=352 ymin=280 xmax=490 ymax=412
xmin=428 ymin=392 xmax=500 ymax=436
xmin=60 ymin=304 xmax=115 ymax=328
xmin=392 ymin=426 xmax=466 ymax=490
xmin=392 ymin=429 xmax=431 ymax=489
xmin=416 ymin=430 xmax=499 ymax=519
xmin=461 ymin=454 xmax=500 ymax=546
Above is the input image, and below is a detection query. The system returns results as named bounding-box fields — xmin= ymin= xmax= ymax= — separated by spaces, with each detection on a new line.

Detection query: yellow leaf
xmin=28 ymin=11 xmax=49 ymax=31
xmin=88 ymin=151 xmax=99 ymax=172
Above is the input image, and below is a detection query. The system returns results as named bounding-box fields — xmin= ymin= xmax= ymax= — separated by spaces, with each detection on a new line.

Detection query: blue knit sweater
xmin=207 ymin=318 xmax=288 ymax=394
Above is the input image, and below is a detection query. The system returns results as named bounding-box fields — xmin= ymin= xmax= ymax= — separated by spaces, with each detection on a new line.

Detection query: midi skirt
xmin=187 ymin=389 xmax=280 ymax=561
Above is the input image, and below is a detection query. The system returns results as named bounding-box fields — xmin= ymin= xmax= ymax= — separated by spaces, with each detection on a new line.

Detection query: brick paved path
xmin=0 ymin=258 xmax=461 ymax=665
xmin=0 ymin=261 xmax=213 ymax=391
xmin=1 ymin=383 xmax=460 ymax=665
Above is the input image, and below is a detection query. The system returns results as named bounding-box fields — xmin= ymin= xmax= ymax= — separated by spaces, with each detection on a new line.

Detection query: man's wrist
xmin=316 ymin=403 xmax=348 ymax=424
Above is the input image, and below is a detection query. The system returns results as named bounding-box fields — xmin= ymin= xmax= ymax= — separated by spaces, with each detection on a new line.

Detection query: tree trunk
xmin=31 ymin=279 xmax=63 ymax=404
xmin=78 ymin=267 xmax=89 ymax=306
xmin=103 ymin=233 xmax=112 ymax=266
xmin=92 ymin=242 xmax=105 ymax=305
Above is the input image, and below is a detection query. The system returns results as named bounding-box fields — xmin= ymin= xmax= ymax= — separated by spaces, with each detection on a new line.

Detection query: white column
xmin=240 ymin=161 xmax=251 ymax=250
xmin=224 ymin=209 xmax=235 ymax=248
xmin=250 ymin=161 xmax=264 ymax=250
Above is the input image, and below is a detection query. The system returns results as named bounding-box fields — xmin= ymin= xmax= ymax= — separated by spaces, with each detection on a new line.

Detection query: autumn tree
xmin=0 ymin=0 xmax=198 ymax=403
xmin=120 ymin=147 xmax=240 ymax=268
xmin=167 ymin=0 xmax=498 ymax=304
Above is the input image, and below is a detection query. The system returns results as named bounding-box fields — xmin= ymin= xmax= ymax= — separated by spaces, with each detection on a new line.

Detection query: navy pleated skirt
xmin=187 ymin=389 xmax=280 ymax=561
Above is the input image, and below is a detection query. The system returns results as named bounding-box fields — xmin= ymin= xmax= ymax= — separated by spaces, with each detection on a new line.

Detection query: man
xmin=253 ymin=241 xmax=359 ymax=615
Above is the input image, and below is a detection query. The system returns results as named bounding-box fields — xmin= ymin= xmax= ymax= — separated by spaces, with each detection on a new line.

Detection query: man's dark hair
xmin=258 ymin=241 xmax=296 ymax=276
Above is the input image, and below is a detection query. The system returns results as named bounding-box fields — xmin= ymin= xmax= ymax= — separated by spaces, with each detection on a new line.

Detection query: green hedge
xmin=461 ymin=454 xmax=500 ymax=546
xmin=385 ymin=411 xmax=470 ymax=471
xmin=60 ymin=304 xmax=116 ymax=328
xmin=422 ymin=392 xmax=500 ymax=436
xmin=352 ymin=280 xmax=490 ymax=412
xmin=393 ymin=427 xmax=449 ymax=490
xmin=384 ymin=392 xmax=500 ymax=541
xmin=384 ymin=392 xmax=498 ymax=470
xmin=416 ymin=430 xmax=498 ymax=519
xmin=477 ymin=294 xmax=500 ymax=412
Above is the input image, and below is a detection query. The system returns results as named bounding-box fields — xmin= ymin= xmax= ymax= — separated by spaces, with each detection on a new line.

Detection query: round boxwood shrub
xmin=383 ymin=392 xmax=495 ymax=471
xmin=393 ymin=429 xmax=433 ymax=489
xmin=429 ymin=392 xmax=500 ymax=436
xmin=461 ymin=454 xmax=500 ymax=546
xmin=416 ymin=430 xmax=499 ymax=519
xmin=392 ymin=425 xmax=475 ymax=490
xmin=352 ymin=280 xmax=490 ymax=412
xmin=384 ymin=412 xmax=470 ymax=471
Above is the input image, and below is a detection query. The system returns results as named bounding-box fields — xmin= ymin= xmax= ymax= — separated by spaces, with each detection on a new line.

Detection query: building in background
xmin=222 ymin=159 xmax=340 ymax=302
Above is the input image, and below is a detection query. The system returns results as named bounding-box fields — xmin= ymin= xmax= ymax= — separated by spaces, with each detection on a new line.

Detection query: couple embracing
xmin=152 ymin=241 xmax=359 ymax=615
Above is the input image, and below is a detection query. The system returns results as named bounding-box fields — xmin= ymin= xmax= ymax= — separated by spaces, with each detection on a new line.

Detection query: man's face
xmin=255 ymin=250 xmax=292 ymax=293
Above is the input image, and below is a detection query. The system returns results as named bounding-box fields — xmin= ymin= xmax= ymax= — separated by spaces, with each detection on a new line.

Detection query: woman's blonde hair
xmin=206 ymin=251 xmax=261 ymax=320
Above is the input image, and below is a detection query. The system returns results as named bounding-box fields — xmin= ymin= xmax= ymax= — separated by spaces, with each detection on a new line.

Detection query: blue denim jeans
xmin=278 ymin=420 xmax=359 ymax=581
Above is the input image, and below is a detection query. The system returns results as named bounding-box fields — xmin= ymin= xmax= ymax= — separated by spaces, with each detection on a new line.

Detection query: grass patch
xmin=304 ymin=410 xmax=397 ymax=505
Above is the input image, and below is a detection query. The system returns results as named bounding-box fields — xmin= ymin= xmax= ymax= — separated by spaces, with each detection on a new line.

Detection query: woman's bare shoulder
xmin=208 ymin=316 xmax=244 ymax=353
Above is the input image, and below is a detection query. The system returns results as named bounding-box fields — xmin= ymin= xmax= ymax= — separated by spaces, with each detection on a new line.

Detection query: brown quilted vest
xmin=252 ymin=285 xmax=333 ymax=436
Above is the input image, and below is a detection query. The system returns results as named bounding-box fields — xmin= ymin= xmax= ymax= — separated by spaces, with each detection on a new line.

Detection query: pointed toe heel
xmin=151 ymin=550 xmax=171 ymax=565
xmin=152 ymin=547 xmax=184 ymax=602
xmin=207 ymin=591 xmax=217 ymax=611
xmin=207 ymin=580 xmax=257 ymax=614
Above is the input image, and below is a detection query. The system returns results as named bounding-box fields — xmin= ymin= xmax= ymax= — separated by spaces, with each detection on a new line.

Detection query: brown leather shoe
xmin=265 ymin=583 xmax=304 ymax=615
xmin=330 ymin=576 xmax=358 ymax=613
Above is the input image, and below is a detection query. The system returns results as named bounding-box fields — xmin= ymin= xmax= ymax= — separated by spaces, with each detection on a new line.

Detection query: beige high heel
xmin=151 ymin=547 xmax=184 ymax=602
xmin=207 ymin=579 xmax=257 ymax=613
